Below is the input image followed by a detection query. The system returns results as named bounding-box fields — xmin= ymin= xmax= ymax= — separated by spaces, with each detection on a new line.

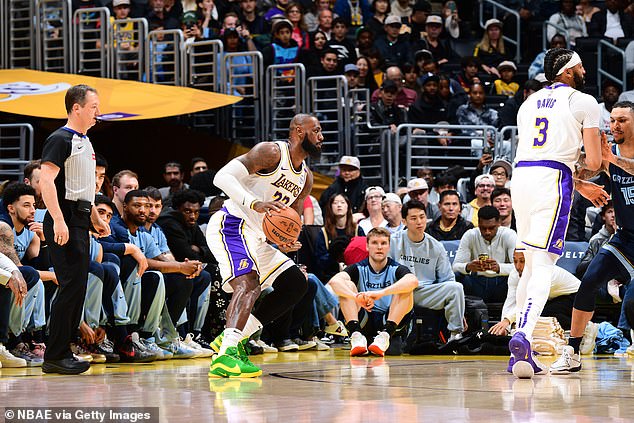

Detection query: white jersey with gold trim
xmin=223 ymin=141 xmax=308 ymax=238
xmin=515 ymin=83 xmax=600 ymax=172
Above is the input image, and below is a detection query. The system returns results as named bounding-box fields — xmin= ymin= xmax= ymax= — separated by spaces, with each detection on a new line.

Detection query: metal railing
xmin=2 ymin=0 xmax=35 ymax=69
xmin=221 ymin=51 xmax=264 ymax=145
xmin=186 ymin=39 xmax=223 ymax=132
xmin=71 ymin=7 xmax=110 ymax=77
xmin=394 ymin=124 xmax=498 ymax=185
xmin=598 ymin=39 xmax=628 ymax=90
xmin=479 ymin=0 xmax=521 ymax=63
xmin=0 ymin=124 xmax=35 ymax=179
xmin=35 ymin=0 xmax=71 ymax=73
xmin=498 ymin=125 xmax=518 ymax=163
xmin=146 ymin=29 xmax=185 ymax=85
xmin=264 ymin=63 xmax=306 ymax=141
xmin=306 ymin=75 xmax=349 ymax=175
xmin=542 ymin=21 xmax=571 ymax=50
xmin=110 ymin=18 xmax=148 ymax=81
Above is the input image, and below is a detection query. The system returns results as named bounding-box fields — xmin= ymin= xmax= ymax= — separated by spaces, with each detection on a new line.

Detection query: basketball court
xmin=1 ymin=350 xmax=633 ymax=422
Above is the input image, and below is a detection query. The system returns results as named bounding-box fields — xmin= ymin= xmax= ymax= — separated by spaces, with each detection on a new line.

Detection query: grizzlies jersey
xmin=515 ymin=83 xmax=600 ymax=172
xmin=13 ymin=227 xmax=34 ymax=261
xmin=610 ymin=145 xmax=634 ymax=232
xmin=223 ymin=141 xmax=308 ymax=237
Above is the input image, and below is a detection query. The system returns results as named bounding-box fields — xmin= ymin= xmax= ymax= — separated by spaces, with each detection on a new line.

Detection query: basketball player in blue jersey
xmin=551 ymin=101 xmax=634 ymax=373
xmin=509 ymin=48 xmax=610 ymax=379
xmin=206 ymin=114 xmax=321 ymax=378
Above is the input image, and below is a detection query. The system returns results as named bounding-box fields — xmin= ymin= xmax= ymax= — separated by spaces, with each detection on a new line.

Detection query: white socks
xmin=219 ymin=328 xmax=243 ymax=356
xmin=242 ymin=314 xmax=263 ymax=339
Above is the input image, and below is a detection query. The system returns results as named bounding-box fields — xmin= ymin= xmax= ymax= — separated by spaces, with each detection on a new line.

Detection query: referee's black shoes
xmin=42 ymin=357 xmax=90 ymax=375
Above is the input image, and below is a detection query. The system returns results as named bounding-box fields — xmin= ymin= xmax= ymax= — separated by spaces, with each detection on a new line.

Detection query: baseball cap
xmin=491 ymin=159 xmax=512 ymax=177
xmin=344 ymin=63 xmax=360 ymax=74
xmin=271 ymin=18 xmax=293 ymax=33
xmin=534 ymin=73 xmax=548 ymax=83
xmin=407 ymin=178 xmax=429 ymax=192
xmin=182 ymin=11 xmax=198 ymax=25
xmin=365 ymin=186 xmax=386 ymax=200
xmin=475 ymin=174 xmax=495 ymax=187
xmin=418 ymin=72 xmax=439 ymax=86
xmin=384 ymin=15 xmax=402 ymax=26
xmin=484 ymin=18 xmax=502 ymax=30
xmin=415 ymin=49 xmax=433 ymax=62
xmin=382 ymin=192 xmax=402 ymax=205
xmin=113 ymin=0 xmax=130 ymax=6
xmin=497 ymin=60 xmax=517 ymax=71
xmin=338 ymin=155 xmax=360 ymax=169
xmin=426 ymin=15 xmax=443 ymax=25
xmin=381 ymin=79 xmax=398 ymax=92
xmin=343 ymin=236 xmax=368 ymax=265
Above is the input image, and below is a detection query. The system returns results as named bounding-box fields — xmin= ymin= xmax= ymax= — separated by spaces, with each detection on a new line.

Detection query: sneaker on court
xmin=550 ymin=345 xmax=582 ymax=374
xmin=118 ymin=334 xmax=156 ymax=363
xmin=184 ymin=333 xmax=214 ymax=358
xmin=141 ymin=338 xmax=169 ymax=361
xmin=447 ymin=332 xmax=463 ymax=344
xmin=312 ymin=336 xmax=330 ymax=351
xmin=209 ymin=331 xmax=224 ymax=353
xmin=368 ymin=331 xmax=390 ymax=357
xmin=275 ymin=339 xmax=299 ymax=352
xmin=385 ymin=335 xmax=402 ymax=356
xmin=193 ymin=334 xmax=215 ymax=353
xmin=0 ymin=344 xmax=26 ymax=368
xmin=325 ymin=321 xmax=349 ymax=337
xmin=208 ymin=346 xmax=262 ymax=378
xmin=255 ymin=339 xmax=278 ymax=353
xmin=291 ymin=338 xmax=317 ymax=351
xmin=349 ymin=331 xmax=368 ymax=357
xmin=92 ymin=338 xmax=120 ymax=363
xmin=247 ymin=340 xmax=264 ymax=355
xmin=506 ymin=355 xmax=515 ymax=373
xmin=509 ymin=332 xmax=547 ymax=378
xmin=12 ymin=342 xmax=44 ymax=367
xmin=31 ymin=342 xmax=46 ymax=360
xmin=168 ymin=339 xmax=200 ymax=359
xmin=579 ymin=322 xmax=599 ymax=355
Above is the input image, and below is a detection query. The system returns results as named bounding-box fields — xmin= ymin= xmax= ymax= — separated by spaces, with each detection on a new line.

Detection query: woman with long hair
xmin=297 ymin=30 xmax=328 ymax=73
xmin=285 ymin=2 xmax=310 ymax=49
xmin=313 ymin=194 xmax=363 ymax=282
xmin=355 ymin=56 xmax=379 ymax=92
xmin=473 ymin=19 xmax=509 ymax=78
xmin=366 ymin=0 xmax=389 ymax=35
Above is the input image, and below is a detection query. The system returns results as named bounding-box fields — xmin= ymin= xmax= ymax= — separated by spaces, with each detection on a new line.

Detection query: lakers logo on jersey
xmin=237 ymin=259 xmax=250 ymax=271
xmin=554 ymin=239 xmax=564 ymax=250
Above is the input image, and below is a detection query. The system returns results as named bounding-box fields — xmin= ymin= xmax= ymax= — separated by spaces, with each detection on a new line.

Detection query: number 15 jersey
xmin=515 ymin=83 xmax=600 ymax=172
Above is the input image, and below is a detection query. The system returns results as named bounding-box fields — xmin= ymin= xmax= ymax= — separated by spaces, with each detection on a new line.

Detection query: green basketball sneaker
xmin=208 ymin=347 xmax=262 ymax=378
xmin=209 ymin=332 xmax=223 ymax=353
xmin=210 ymin=331 xmax=250 ymax=360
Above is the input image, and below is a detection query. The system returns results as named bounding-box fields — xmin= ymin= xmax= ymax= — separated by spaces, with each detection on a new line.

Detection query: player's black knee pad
xmin=272 ymin=265 xmax=308 ymax=304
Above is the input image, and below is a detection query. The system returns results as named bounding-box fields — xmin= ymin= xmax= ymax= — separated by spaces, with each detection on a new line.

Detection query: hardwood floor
xmin=1 ymin=350 xmax=633 ymax=422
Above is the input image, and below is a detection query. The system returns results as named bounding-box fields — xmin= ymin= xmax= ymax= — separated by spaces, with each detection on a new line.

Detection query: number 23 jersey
xmin=223 ymin=141 xmax=308 ymax=237
xmin=515 ymin=83 xmax=600 ymax=172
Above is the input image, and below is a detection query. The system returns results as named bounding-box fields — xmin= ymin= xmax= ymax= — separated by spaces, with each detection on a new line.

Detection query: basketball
xmin=262 ymin=207 xmax=302 ymax=245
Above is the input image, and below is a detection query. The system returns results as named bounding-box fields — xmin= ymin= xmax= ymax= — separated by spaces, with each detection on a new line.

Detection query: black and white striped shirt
xmin=41 ymin=127 xmax=96 ymax=204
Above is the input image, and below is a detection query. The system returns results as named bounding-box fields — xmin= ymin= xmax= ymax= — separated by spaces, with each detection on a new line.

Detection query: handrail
xmin=598 ymin=39 xmax=627 ymax=90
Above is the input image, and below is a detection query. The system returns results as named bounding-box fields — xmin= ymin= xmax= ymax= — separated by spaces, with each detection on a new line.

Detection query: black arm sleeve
xmin=343 ymin=263 xmax=360 ymax=284
xmin=395 ymin=264 xmax=411 ymax=280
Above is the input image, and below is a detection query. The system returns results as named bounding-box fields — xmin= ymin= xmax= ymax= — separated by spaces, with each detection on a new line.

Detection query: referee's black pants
xmin=43 ymin=202 xmax=91 ymax=361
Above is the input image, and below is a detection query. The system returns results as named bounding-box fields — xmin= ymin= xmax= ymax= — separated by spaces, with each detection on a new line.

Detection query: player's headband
xmin=556 ymin=52 xmax=581 ymax=76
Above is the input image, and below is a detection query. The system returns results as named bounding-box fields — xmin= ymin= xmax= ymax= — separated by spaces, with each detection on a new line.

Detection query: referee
xmin=39 ymin=85 xmax=110 ymax=374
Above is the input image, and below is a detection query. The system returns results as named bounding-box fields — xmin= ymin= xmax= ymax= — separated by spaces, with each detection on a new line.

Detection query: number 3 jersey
xmin=515 ymin=83 xmax=600 ymax=172
xmin=223 ymin=141 xmax=308 ymax=238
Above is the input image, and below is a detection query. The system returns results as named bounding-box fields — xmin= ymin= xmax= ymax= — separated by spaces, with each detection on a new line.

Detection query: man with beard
xmin=509 ymin=48 xmax=608 ymax=379
xmin=118 ymin=190 xmax=202 ymax=357
xmin=552 ymin=101 xmax=634 ymax=374
xmin=206 ymin=114 xmax=319 ymax=378
xmin=159 ymin=162 xmax=189 ymax=208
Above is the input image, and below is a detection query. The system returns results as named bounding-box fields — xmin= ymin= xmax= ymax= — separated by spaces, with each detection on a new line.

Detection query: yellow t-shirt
xmin=494 ymin=79 xmax=519 ymax=97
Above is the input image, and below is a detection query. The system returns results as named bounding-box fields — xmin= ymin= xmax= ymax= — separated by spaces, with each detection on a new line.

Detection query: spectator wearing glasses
xmin=489 ymin=159 xmax=512 ymax=188
xmin=462 ymin=174 xmax=494 ymax=227
xmin=358 ymin=186 xmax=388 ymax=233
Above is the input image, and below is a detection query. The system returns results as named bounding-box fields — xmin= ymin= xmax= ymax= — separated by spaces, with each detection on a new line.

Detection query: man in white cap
xmin=375 ymin=15 xmax=411 ymax=67
xmin=416 ymin=15 xmax=455 ymax=65
xmin=490 ymin=159 xmax=512 ymax=188
xmin=319 ymin=155 xmax=368 ymax=215
xmin=382 ymin=193 xmax=404 ymax=233
xmin=461 ymin=174 xmax=494 ymax=227
xmin=406 ymin=177 xmax=440 ymax=224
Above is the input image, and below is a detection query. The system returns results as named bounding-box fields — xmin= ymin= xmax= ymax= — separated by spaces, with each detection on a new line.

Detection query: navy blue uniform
xmin=574 ymin=145 xmax=634 ymax=312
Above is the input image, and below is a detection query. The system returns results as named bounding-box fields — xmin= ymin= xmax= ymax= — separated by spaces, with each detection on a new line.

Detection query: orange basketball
xmin=262 ymin=207 xmax=302 ymax=245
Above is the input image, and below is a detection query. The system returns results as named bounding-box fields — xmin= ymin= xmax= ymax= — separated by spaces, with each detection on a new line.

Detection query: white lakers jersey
xmin=515 ymin=83 xmax=600 ymax=172
xmin=224 ymin=141 xmax=308 ymax=236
